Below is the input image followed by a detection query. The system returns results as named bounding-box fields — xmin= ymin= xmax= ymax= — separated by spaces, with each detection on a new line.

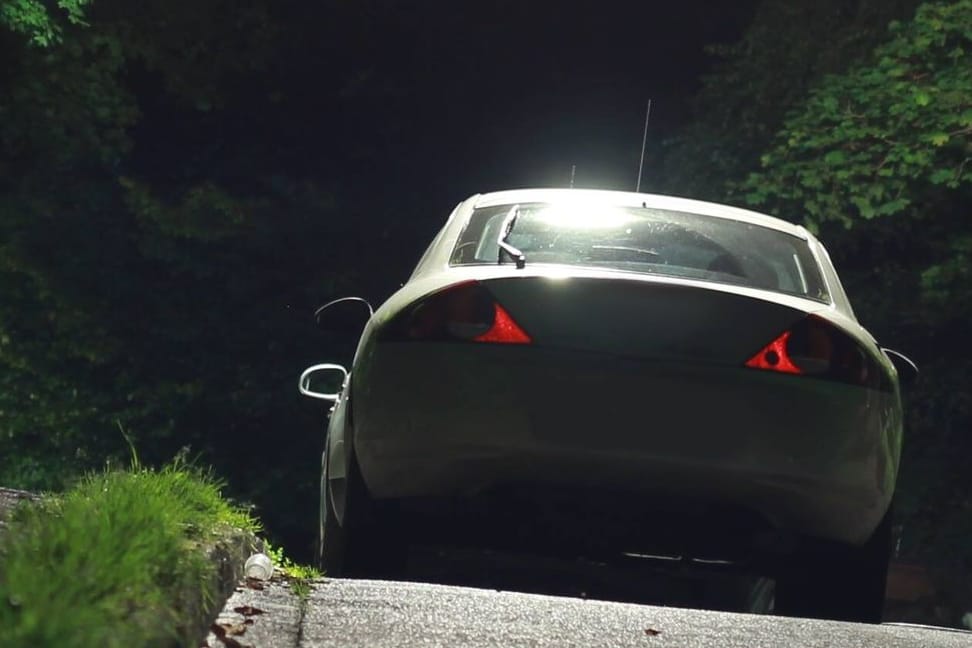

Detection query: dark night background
xmin=1 ymin=0 xmax=969 ymax=624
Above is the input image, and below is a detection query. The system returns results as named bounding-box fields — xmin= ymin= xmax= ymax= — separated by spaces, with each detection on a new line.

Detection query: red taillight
xmin=473 ymin=303 xmax=531 ymax=344
xmin=386 ymin=281 xmax=531 ymax=344
xmin=745 ymin=330 xmax=802 ymax=374
xmin=745 ymin=315 xmax=887 ymax=390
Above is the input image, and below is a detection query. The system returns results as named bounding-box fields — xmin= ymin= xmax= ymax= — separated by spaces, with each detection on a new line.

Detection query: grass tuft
xmin=0 ymin=458 xmax=258 ymax=647
xmin=265 ymin=541 xmax=320 ymax=600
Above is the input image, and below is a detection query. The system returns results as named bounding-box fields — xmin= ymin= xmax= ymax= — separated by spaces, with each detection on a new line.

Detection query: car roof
xmin=472 ymin=188 xmax=808 ymax=239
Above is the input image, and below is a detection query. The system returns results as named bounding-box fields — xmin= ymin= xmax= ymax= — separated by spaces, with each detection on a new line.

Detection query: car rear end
xmin=350 ymin=194 xmax=902 ymax=560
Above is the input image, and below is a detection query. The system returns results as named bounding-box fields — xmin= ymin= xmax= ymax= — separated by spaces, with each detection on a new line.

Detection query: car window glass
xmin=451 ymin=203 xmax=830 ymax=302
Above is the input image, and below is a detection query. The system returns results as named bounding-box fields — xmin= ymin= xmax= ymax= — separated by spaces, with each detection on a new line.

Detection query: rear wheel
xmin=319 ymin=445 xmax=408 ymax=579
xmin=773 ymin=508 xmax=892 ymax=623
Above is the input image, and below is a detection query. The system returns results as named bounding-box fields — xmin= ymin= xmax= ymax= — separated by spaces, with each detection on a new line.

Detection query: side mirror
xmin=882 ymin=348 xmax=918 ymax=390
xmin=315 ymin=297 xmax=373 ymax=336
xmin=299 ymin=363 xmax=348 ymax=402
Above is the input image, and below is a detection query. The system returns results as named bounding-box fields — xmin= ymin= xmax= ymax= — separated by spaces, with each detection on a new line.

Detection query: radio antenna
xmin=636 ymin=99 xmax=652 ymax=193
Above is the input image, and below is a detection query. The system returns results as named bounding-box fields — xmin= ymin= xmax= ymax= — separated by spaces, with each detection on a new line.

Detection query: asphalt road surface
xmin=206 ymin=578 xmax=972 ymax=648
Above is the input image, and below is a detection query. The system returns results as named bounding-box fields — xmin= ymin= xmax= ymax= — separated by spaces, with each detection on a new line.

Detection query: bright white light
xmin=540 ymin=268 xmax=573 ymax=280
xmin=532 ymin=203 xmax=633 ymax=230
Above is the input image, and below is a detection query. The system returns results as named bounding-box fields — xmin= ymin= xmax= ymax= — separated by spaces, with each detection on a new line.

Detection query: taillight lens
xmin=745 ymin=316 xmax=887 ymax=390
xmin=384 ymin=281 xmax=531 ymax=344
xmin=744 ymin=330 xmax=802 ymax=375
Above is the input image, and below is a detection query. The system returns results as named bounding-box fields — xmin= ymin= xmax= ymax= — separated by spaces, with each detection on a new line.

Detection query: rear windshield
xmin=450 ymin=203 xmax=829 ymax=302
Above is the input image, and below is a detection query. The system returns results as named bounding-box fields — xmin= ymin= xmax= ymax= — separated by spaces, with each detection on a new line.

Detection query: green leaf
xmin=929 ymin=168 xmax=954 ymax=185
xmin=823 ymin=150 xmax=846 ymax=165
xmin=876 ymin=198 xmax=910 ymax=215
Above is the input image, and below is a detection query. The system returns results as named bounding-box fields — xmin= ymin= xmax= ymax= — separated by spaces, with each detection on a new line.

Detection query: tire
xmin=773 ymin=507 xmax=892 ymax=623
xmin=319 ymin=445 xmax=408 ymax=579
xmin=318 ymin=449 xmax=347 ymax=575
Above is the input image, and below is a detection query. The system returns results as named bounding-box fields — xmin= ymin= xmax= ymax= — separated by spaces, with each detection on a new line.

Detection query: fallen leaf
xmin=234 ymin=605 xmax=266 ymax=616
xmin=213 ymin=620 xmax=248 ymax=637
xmin=209 ymin=624 xmax=248 ymax=648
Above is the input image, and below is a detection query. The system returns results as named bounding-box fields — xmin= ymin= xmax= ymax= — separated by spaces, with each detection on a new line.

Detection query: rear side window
xmin=450 ymin=203 xmax=829 ymax=302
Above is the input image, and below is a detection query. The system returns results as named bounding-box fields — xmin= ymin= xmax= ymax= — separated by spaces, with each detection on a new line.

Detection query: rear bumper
xmin=352 ymin=343 xmax=900 ymax=546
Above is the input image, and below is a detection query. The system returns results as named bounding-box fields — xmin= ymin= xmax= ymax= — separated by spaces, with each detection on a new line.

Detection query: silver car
xmin=300 ymin=188 xmax=916 ymax=623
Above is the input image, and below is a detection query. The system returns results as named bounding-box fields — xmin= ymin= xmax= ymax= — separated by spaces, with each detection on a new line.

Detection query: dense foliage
xmin=0 ymin=0 xmax=374 ymax=553
xmin=0 ymin=0 xmax=90 ymax=47
xmin=742 ymin=0 xmax=971 ymax=226
xmin=658 ymin=0 xmax=925 ymax=202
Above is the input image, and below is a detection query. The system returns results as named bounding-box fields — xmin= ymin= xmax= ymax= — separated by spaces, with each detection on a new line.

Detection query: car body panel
xmin=351 ymin=338 xmax=899 ymax=547
xmin=324 ymin=377 xmax=352 ymax=523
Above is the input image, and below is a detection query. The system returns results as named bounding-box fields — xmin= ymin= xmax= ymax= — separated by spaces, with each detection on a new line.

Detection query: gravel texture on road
xmin=207 ymin=577 xmax=972 ymax=648
xmin=207 ymin=579 xmax=303 ymax=648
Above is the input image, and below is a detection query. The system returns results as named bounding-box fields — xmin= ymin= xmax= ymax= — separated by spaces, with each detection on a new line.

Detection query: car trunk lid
xmin=482 ymin=274 xmax=819 ymax=365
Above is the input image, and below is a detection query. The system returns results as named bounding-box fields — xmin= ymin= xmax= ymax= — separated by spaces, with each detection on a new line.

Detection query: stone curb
xmin=205 ymin=578 xmax=304 ymax=648
xmin=180 ymin=526 xmax=263 ymax=645
xmin=0 ymin=487 xmax=40 ymax=532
